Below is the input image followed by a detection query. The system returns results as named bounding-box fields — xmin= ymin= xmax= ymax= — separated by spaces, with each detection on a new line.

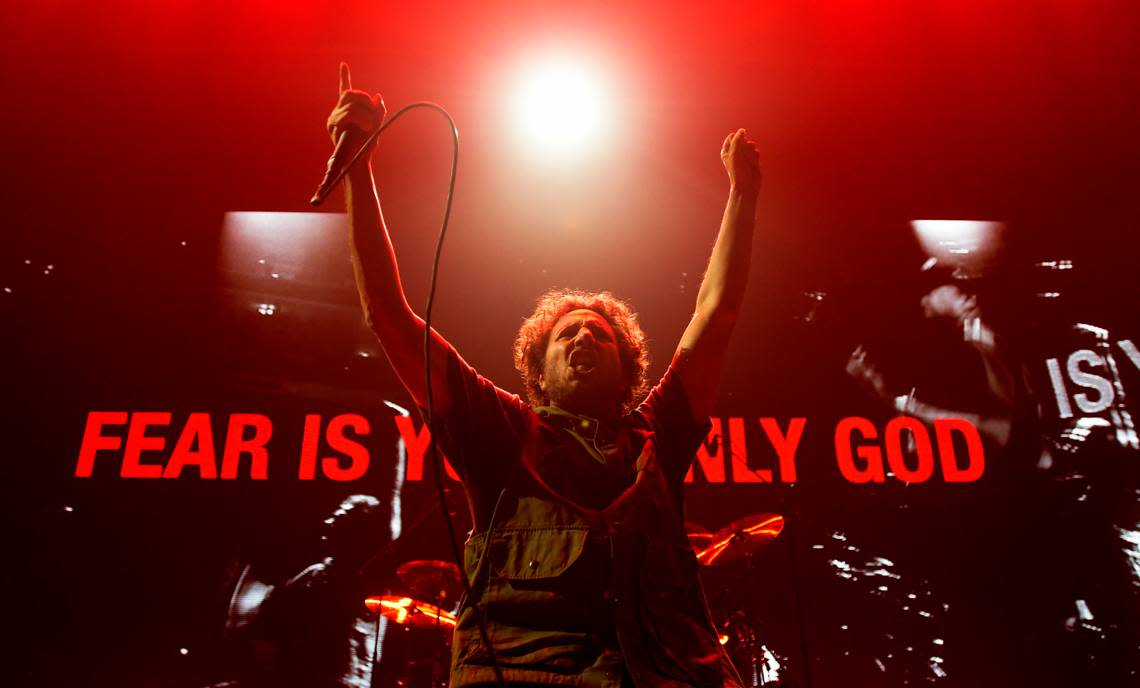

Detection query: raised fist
xmin=721 ymin=128 xmax=761 ymax=194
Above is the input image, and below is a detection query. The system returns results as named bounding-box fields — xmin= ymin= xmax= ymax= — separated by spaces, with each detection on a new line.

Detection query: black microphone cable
xmin=310 ymin=102 xmax=507 ymax=687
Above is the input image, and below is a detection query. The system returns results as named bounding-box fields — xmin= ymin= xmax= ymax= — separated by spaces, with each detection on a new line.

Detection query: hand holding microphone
xmin=311 ymin=62 xmax=386 ymax=205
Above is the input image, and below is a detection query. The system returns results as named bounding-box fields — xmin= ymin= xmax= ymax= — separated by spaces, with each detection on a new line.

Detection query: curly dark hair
xmin=513 ymin=289 xmax=650 ymax=412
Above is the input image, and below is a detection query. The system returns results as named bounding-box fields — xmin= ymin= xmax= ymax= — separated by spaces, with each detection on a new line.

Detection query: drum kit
xmin=365 ymin=559 xmax=464 ymax=628
xmin=357 ymin=512 xmax=792 ymax=687
xmin=687 ymin=513 xmax=791 ymax=687
xmin=223 ymin=497 xmax=965 ymax=687
xmin=362 ymin=559 xmax=463 ymax=688
xmin=225 ymin=504 xmax=962 ymax=687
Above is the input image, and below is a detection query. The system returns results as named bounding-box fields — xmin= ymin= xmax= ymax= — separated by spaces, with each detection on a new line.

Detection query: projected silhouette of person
xmin=847 ymin=278 xmax=1139 ymax=685
xmin=216 ymin=495 xmax=387 ymax=688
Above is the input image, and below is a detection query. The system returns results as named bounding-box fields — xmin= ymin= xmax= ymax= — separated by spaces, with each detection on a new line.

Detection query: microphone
xmin=309 ymin=128 xmax=364 ymax=206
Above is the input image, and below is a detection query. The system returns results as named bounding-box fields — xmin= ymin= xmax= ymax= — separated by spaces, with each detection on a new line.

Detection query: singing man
xmin=327 ymin=62 xmax=760 ymax=687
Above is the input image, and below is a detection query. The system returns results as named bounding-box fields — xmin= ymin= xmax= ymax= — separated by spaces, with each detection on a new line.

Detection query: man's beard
xmin=546 ymin=374 xmax=621 ymax=418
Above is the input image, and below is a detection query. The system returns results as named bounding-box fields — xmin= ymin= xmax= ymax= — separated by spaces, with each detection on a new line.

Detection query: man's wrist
xmin=729 ymin=183 xmax=760 ymax=200
xmin=345 ymin=161 xmax=374 ymax=185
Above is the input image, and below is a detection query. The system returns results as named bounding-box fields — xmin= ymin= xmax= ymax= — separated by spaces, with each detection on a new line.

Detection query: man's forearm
xmin=328 ymin=65 xmax=453 ymax=412
xmin=673 ymin=181 xmax=759 ymax=418
xmin=344 ymin=163 xmax=415 ymax=329
xmin=694 ymin=185 xmax=758 ymax=318
xmin=906 ymin=398 xmax=1013 ymax=447
xmin=343 ymin=162 xmax=455 ymax=411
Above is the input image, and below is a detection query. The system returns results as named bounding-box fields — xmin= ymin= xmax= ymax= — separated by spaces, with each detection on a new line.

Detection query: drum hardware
xmin=395 ymin=559 xmax=463 ymax=608
xmin=363 ymin=594 xmax=458 ymax=629
xmin=686 ymin=521 xmax=715 ymax=551
xmin=695 ymin=513 xmax=791 ymax=685
xmin=695 ymin=513 xmax=785 ymax=567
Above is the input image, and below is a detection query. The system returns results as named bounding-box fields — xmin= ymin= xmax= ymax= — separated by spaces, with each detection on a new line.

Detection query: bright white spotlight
xmin=512 ymin=58 xmax=608 ymax=156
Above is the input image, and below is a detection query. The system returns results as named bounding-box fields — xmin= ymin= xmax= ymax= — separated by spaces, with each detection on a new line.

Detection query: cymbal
xmin=686 ymin=522 xmax=715 ymax=551
xmin=364 ymin=594 xmax=458 ymax=629
xmin=696 ymin=513 xmax=784 ymax=566
xmin=396 ymin=559 xmax=463 ymax=603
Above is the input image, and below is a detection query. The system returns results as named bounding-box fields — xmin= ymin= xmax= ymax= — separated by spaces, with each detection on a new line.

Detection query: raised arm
xmin=674 ymin=129 xmax=761 ymax=418
xmin=330 ymin=63 xmax=455 ymax=412
xmin=845 ymin=345 xmax=1015 ymax=447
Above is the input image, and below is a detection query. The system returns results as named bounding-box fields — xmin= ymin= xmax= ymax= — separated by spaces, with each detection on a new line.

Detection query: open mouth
xmin=569 ymin=350 xmax=597 ymax=375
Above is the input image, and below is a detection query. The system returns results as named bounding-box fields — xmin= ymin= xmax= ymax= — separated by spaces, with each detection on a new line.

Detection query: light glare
xmin=513 ymin=59 xmax=608 ymax=156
